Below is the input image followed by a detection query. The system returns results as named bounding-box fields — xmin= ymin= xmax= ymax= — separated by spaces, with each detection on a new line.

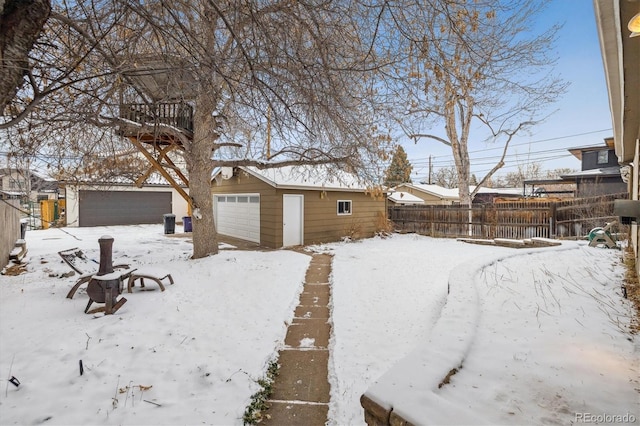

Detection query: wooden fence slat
xmin=388 ymin=193 xmax=628 ymax=239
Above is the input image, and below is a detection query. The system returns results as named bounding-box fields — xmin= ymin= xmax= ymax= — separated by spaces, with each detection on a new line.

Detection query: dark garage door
xmin=79 ymin=190 xmax=172 ymax=227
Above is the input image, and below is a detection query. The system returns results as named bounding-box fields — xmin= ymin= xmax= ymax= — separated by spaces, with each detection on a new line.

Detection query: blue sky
xmin=401 ymin=0 xmax=613 ymax=183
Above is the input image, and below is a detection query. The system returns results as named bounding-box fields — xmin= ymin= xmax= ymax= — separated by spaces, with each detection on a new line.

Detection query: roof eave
xmin=594 ymin=0 xmax=640 ymax=164
xmin=237 ymin=166 xmax=383 ymax=193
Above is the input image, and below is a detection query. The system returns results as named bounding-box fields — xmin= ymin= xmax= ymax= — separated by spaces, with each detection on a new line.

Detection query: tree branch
xmin=408 ymin=133 xmax=451 ymax=146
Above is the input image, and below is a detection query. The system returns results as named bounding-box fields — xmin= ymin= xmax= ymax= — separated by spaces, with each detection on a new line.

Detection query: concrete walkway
xmin=262 ymin=253 xmax=333 ymax=425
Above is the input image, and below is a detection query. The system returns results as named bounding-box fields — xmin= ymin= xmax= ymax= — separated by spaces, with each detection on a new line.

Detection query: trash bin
xmin=163 ymin=214 xmax=176 ymax=234
xmin=183 ymin=216 xmax=192 ymax=233
xmin=20 ymin=218 xmax=28 ymax=239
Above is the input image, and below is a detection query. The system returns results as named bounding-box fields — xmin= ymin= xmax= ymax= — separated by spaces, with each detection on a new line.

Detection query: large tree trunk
xmin=0 ymin=0 xmax=51 ymax=110
xmin=188 ymin=93 xmax=219 ymax=259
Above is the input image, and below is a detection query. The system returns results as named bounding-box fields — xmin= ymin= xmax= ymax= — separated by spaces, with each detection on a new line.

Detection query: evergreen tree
xmin=384 ymin=145 xmax=413 ymax=187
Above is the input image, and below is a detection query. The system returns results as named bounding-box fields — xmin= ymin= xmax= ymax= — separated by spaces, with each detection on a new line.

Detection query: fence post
xmin=550 ymin=202 xmax=557 ymax=238
xmin=430 ymin=205 xmax=435 ymax=237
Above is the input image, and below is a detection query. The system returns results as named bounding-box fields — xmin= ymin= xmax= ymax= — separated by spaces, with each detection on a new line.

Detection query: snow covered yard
xmin=323 ymin=235 xmax=639 ymax=425
xmin=0 ymin=226 xmax=638 ymax=425
xmin=0 ymin=225 xmax=310 ymax=425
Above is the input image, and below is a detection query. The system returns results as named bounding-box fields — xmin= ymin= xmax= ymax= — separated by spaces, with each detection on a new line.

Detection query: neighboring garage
xmin=213 ymin=193 xmax=260 ymax=243
xmin=63 ymin=183 xmax=189 ymax=228
xmin=78 ymin=190 xmax=171 ymax=226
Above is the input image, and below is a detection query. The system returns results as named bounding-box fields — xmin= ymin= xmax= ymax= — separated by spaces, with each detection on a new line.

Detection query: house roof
xmin=394 ymin=183 xmax=459 ymax=200
xmin=473 ymin=186 xmax=523 ymax=196
xmin=560 ymin=166 xmax=622 ymax=178
xmin=222 ymin=165 xmax=375 ymax=192
xmin=395 ymin=183 xmax=523 ymax=199
xmin=567 ymin=141 xmax=614 ymax=161
xmin=387 ymin=191 xmax=425 ymax=204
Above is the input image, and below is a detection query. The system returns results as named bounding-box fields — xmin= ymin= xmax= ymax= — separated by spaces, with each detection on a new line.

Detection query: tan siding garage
xmin=212 ymin=166 xmax=387 ymax=248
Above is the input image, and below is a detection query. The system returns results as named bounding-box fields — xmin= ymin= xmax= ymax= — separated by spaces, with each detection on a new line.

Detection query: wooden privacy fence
xmin=388 ymin=193 xmax=629 ymax=240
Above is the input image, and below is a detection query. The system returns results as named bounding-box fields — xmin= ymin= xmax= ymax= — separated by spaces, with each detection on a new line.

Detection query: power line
xmin=407 ymin=128 xmax=612 ymax=181
xmin=407 ymin=128 xmax=612 ymax=164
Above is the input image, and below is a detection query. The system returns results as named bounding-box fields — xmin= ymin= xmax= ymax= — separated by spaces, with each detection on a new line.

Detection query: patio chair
xmin=127 ymin=268 xmax=174 ymax=293
xmin=59 ymin=248 xmax=132 ymax=299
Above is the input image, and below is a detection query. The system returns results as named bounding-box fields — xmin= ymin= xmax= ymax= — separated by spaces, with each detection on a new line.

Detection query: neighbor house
xmin=387 ymin=190 xmax=425 ymax=205
xmin=0 ymin=167 xmax=59 ymax=201
xmin=210 ymin=166 xmax=386 ymax=248
xmin=391 ymin=182 xmax=524 ymax=205
xmin=471 ymin=186 xmax=524 ymax=204
xmin=522 ymin=138 xmax=624 ymax=199
xmin=560 ymin=137 xmax=627 ymax=197
xmin=391 ymin=183 xmax=459 ymax=205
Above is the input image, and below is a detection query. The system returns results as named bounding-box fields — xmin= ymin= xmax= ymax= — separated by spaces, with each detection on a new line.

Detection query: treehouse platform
xmin=117 ymin=101 xmax=193 ymax=206
xmin=118 ymin=101 xmax=194 ymax=147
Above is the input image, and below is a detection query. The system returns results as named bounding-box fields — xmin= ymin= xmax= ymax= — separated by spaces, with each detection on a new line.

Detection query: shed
xmin=211 ymin=166 xmax=386 ymax=248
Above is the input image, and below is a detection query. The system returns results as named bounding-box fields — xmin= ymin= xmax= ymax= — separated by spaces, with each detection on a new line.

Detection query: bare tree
xmin=490 ymin=164 xmax=577 ymax=188
xmin=432 ymin=165 xmax=458 ymax=188
xmin=1 ymin=0 xmax=392 ymax=258
xmin=377 ymin=0 xmax=568 ymax=208
xmin=500 ymin=162 xmax=545 ymax=187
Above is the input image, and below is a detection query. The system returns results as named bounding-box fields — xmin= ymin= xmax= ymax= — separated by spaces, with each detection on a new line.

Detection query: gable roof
xmin=215 ymin=165 xmax=375 ymax=192
xmin=394 ymin=183 xmax=459 ymax=200
xmin=388 ymin=191 xmax=425 ymax=204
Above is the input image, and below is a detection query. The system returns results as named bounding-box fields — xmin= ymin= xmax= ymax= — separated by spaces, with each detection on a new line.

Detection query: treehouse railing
xmin=120 ymin=102 xmax=194 ymax=133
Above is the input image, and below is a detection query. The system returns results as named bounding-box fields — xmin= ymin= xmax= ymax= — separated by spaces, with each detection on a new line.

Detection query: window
xmin=249 ymin=196 xmax=260 ymax=203
xmin=237 ymin=196 xmax=248 ymax=203
xmin=226 ymin=196 xmax=236 ymax=203
xmin=217 ymin=196 xmax=226 ymax=202
xmin=9 ymin=179 xmax=25 ymax=190
xmin=337 ymin=200 xmax=352 ymax=215
xmin=597 ymin=150 xmax=609 ymax=164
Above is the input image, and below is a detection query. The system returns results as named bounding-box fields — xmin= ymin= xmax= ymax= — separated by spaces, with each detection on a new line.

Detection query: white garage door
xmin=214 ymin=194 xmax=260 ymax=243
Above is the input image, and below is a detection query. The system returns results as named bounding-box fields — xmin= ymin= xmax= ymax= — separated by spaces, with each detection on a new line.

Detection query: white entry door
xmin=283 ymin=194 xmax=304 ymax=247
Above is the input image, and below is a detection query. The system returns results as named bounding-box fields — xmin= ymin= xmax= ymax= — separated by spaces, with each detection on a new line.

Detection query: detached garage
xmin=211 ymin=166 xmax=387 ymax=248
xmin=64 ymin=183 xmax=189 ymax=227
xmin=78 ymin=190 xmax=171 ymax=226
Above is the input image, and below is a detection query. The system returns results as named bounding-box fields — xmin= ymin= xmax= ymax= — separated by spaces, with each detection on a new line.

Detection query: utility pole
xmin=266 ymin=107 xmax=271 ymax=160
xmin=428 ymin=155 xmax=432 ymax=184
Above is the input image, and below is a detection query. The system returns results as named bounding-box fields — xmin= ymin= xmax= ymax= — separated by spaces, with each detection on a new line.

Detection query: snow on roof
xmin=0 ymin=190 xmax=23 ymax=196
xmin=560 ymin=166 xmax=622 ymax=178
xmin=388 ymin=191 xmax=425 ymax=204
xmin=473 ymin=186 xmax=523 ymax=196
xmin=394 ymin=183 xmax=525 ymax=199
xmin=395 ymin=183 xmax=460 ymax=199
xmin=233 ymin=165 xmax=373 ymax=192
